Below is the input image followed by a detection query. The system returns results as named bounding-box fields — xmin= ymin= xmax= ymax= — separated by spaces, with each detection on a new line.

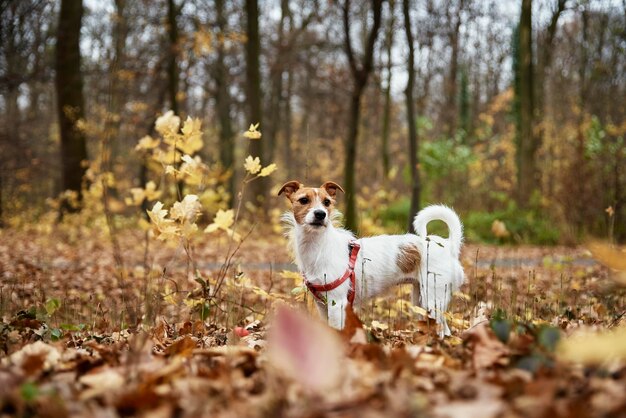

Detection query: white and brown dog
xmin=279 ymin=180 xmax=465 ymax=337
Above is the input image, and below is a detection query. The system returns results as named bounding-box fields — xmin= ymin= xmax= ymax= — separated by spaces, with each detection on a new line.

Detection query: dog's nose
xmin=313 ymin=210 xmax=326 ymax=221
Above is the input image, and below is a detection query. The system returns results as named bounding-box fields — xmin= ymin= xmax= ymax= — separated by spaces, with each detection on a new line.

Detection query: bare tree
xmin=341 ymin=0 xmax=384 ymax=232
xmin=56 ymin=0 xmax=88 ymax=213
xmin=167 ymin=0 xmax=181 ymax=115
xmin=245 ymin=0 xmax=266 ymax=205
xmin=381 ymin=0 xmax=395 ymax=181
xmin=516 ymin=0 xmax=536 ymax=206
xmin=403 ymin=0 xmax=420 ymax=232
xmin=214 ymin=0 xmax=235 ymax=203
xmin=166 ymin=0 xmax=187 ymax=197
xmin=265 ymin=0 xmax=289 ymax=164
xmin=442 ymin=0 xmax=465 ymax=137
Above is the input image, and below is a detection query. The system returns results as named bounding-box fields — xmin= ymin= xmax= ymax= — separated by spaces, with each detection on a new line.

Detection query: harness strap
xmin=305 ymin=241 xmax=361 ymax=306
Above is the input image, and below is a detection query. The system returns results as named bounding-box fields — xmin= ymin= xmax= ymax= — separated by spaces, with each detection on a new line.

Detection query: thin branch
xmin=342 ymin=0 xmax=359 ymax=77
xmin=361 ymin=0 xmax=384 ymax=80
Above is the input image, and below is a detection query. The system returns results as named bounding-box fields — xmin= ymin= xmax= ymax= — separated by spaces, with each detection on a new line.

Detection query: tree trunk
xmin=344 ymin=90 xmax=362 ymax=231
xmin=403 ymin=0 xmax=420 ymax=233
xmin=106 ymin=0 xmax=127 ymax=167
xmin=266 ymin=0 xmax=290 ymax=164
xmin=0 ymin=173 xmax=3 ymax=227
xmin=245 ymin=0 xmax=265 ymax=205
xmin=536 ymin=0 xmax=566 ymax=197
xmin=56 ymin=0 xmax=88 ymax=212
xmin=573 ymin=8 xmax=590 ymax=235
xmin=284 ymin=60 xmax=294 ymax=178
xmin=516 ymin=0 xmax=536 ymax=207
xmin=459 ymin=67 xmax=470 ymax=138
xmin=282 ymin=0 xmax=295 ymax=179
xmin=215 ymin=0 xmax=235 ymax=203
xmin=342 ymin=0 xmax=383 ymax=232
xmin=443 ymin=0 xmax=464 ymax=137
xmin=167 ymin=0 xmax=180 ymax=116
xmin=381 ymin=0 xmax=394 ymax=181
xmin=536 ymin=0 xmax=566 ymax=119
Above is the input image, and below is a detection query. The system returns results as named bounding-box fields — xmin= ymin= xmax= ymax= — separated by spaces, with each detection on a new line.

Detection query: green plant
xmin=464 ymin=202 xmax=560 ymax=244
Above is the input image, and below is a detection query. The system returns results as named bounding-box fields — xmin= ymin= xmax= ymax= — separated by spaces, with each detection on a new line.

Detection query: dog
xmin=279 ymin=180 xmax=464 ymax=337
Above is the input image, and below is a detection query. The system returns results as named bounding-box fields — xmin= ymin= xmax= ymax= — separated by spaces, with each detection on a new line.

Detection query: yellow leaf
xmin=147 ymin=201 xmax=179 ymax=241
xmin=204 ymin=209 xmax=234 ymax=233
xmin=558 ymin=326 xmax=626 ymax=364
xmin=179 ymin=154 xmax=208 ymax=186
xmin=135 ymin=135 xmax=161 ymax=151
xmin=144 ymin=181 xmax=162 ymax=201
xmin=165 ymin=165 xmax=178 ymax=176
xmin=179 ymin=117 xmax=204 ymax=154
xmin=128 ymin=187 xmax=145 ymax=206
xmin=243 ymin=123 xmax=262 ymax=139
xmin=280 ymin=270 xmax=304 ymax=286
xmin=244 ymin=155 xmax=261 ymax=175
xmin=170 ymin=195 xmax=202 ymax=223
xmin=408 ymin=304 xmax=429 ymax=317
xmin=606 ymin=206 xmax=615 ymax=217
xmin=258 ymin=163 xmax=277 ymax=177
xmin=162 ymin=284 xmax=179 ymax=305
xmin=155 ymin=110 xmax=180 ymax=136
xmin=370 ymin=320 xmax=389 ymax=331
xmin=491 ymin=220 xmax=510 ymax=238
xmin=183 ymin=298 xmax=204 ymax=308
xmin=587 ymin=241 xmax=626 ymax=271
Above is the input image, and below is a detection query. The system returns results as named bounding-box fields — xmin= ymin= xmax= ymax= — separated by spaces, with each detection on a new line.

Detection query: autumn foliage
xmin=1 ymin=1 xmax=625 ymax=416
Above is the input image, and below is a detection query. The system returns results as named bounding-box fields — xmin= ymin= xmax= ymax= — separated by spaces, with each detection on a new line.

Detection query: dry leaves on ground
xmin=1 ymin=229 xmax=625 ymax=417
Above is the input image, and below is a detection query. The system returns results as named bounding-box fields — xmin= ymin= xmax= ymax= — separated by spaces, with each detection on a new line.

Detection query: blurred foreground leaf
xmin=558 ymin=326 xmax=626 ymax=364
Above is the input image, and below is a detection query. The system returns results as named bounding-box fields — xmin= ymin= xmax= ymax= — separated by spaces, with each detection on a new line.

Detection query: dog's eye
xmin=323 ymin=199 xmax=331 ymax=207
xmin=298 ymin=197 xmax=309 ymax=205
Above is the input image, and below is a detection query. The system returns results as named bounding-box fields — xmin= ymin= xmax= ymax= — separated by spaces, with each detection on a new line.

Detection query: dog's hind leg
xmin=411 ymin=283 xmax=421 ymax=306
xmin=424 ymin=294 xmax=452 ymax=337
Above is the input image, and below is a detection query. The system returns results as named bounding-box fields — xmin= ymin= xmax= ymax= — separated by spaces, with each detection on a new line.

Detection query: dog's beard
xmin=281 ymin=210 xmax=345 ymax=232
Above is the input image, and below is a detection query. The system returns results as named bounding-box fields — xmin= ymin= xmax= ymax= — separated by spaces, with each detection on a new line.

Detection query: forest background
xmin=2 ymin=1 xmax=626 ymax=417
xmin=1 ymin=0 xmax=624 ymax=244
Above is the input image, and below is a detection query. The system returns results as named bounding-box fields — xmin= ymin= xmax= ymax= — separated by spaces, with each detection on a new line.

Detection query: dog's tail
xmin=413 ymin=205 xmax=463 ymax=258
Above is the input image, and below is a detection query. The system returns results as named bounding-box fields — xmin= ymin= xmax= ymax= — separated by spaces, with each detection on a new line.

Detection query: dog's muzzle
xmin=309 ymin=209 xmax=326 ymax=226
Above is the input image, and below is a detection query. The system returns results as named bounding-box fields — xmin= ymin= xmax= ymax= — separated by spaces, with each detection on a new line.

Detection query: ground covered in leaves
xmin=1 ymin=226 xmax=626 ymax=418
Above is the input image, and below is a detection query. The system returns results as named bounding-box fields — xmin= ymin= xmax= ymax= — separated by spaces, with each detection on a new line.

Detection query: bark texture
xmin=56 ymin=0 xmax=88 ymax=211
xmin=342 ymin=0 xmax=383 ymax=232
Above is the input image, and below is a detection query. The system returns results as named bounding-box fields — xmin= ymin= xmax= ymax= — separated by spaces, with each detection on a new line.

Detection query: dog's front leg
xmin=327 ymin=299 xmax=347 ymax=330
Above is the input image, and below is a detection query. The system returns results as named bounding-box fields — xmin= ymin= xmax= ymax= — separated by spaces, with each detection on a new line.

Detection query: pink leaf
xmin=268 ymin=304 xmax=345 ymax=393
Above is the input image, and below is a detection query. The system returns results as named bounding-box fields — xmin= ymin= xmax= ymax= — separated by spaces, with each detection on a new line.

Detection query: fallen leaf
xmin=434 ymin=399 xmax=505 ymax=418
xmin=234 ymin=326 xmax=250 ymax=337
xmin=165 ymin=335 xmax=196 ymax=358
xmin=267 ymin=304 xmax=344 ymax=394
xmin=6 ymin=341 xmax=60 ymax=375
xmin=558 ymin=326 xmax=626 ymax=364
xmin=464 ymin=322 xmax=509 ymax=370
xmin=587 ymin=241 xmax=626 ymax=271
xmin=79 ymin=368 xmax=125 ymax=399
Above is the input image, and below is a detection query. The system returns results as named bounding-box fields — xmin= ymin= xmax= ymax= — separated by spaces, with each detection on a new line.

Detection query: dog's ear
xmin=278 ymin=180 xmax=302 ymax=199
xmin=320 ymin=181 xmax=344 ymax=198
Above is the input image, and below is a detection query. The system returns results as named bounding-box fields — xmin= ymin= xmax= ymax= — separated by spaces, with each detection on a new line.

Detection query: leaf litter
xmin=1 ymin=229 xmax=626 ymax=417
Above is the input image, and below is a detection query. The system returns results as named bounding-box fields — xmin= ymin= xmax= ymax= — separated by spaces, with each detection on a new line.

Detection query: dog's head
xmin=278 ymin=180 xmax=344 ymax=229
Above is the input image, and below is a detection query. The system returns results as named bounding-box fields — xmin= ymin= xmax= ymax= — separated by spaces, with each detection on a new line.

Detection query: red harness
xmin=304 ymin=241 xmax=361 ymax=306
